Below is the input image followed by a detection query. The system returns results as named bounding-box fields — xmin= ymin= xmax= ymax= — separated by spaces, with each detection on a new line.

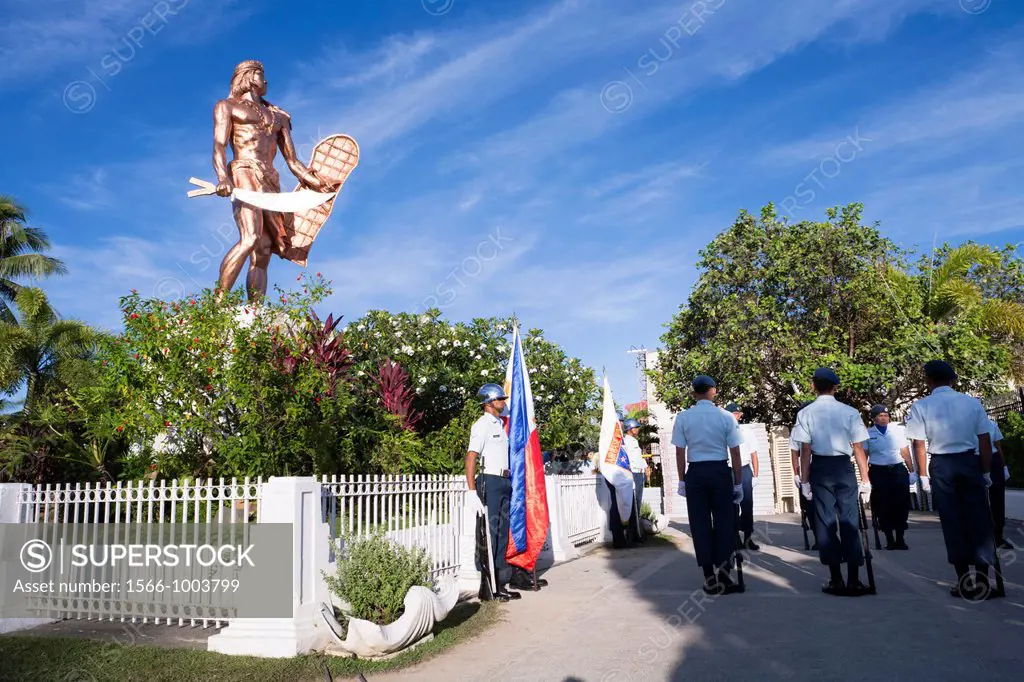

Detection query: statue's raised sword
xmin=186 ymin=177 xmax=337 ymax=213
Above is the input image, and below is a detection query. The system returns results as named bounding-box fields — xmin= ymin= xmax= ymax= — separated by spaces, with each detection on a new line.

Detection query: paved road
xmin=1006 ymin=488 xmax=1024 ymax=521
xmin=376 ymin=513 xmax=1024 ymax=682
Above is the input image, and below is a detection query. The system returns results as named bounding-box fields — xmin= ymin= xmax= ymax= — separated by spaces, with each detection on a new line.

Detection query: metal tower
xmin=626 ymin=346 xmax=649 ymax=403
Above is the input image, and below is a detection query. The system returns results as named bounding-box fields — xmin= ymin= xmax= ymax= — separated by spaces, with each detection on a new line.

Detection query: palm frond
xmin=932 ymin=278 xmax=982 ymax=320
xmin=932 ymin=243 xmax=1001 ymax=288
xmin=979 ymin=299 xmax=1024 ymax=338
xmin=0 ymin=254 xmax=67 ymax=280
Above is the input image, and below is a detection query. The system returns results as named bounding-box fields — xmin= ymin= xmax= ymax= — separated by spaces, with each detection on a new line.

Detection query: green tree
xmin=0 ymin=197 xmax=66 ymax=323
xmin=656 ymin=203 xmax=1016 ymax=424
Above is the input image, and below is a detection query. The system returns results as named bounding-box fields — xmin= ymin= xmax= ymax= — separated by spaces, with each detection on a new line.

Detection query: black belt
xmin=870 ymin=463 xmax=905 ymax=469
xmin=483 ymin=469 xmax=511 ymax=478
xmin=929 ymin=450 xmax=975 ymax=457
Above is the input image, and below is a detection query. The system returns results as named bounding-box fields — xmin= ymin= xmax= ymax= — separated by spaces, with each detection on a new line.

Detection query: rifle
xmin=474 ymin=482 xmax=498 ymax=600
xmin=869 ymin=487 xmax=882 ymax=550
xmin=733 ymin=503 xmax=746 ymax=592
xmin=799 ymin=493 xmax=811 ymax=550
xmin=857 ymin=495 xmax=877 ymax=595
xmin=984 ymin=485 xmax=1006 ymax=598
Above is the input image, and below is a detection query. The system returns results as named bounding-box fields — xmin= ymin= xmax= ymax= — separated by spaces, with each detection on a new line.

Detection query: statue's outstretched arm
xmin=278 ymin=118 xmax=325 ymax=190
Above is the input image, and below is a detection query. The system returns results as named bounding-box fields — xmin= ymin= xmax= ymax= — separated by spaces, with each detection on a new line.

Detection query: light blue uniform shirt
xmin=791 ymin=395 xmax=869 ymax=456
xmin=671 ymin=400 xmax=743 ymax=463
xmin=975 ymin=420 xmax=1003 ymax=456
xmin=864 ymin=423 xmax=909 ymax=466
xmin=904 ymin=387 xmax=989 ymax=454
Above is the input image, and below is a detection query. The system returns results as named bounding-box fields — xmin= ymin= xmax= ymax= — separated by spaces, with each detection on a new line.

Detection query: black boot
xmin=743 ymin=534 xmax=760 ymax=551
xmin=894 ymin=531 xmax=908 ymax=550
xmin=950 ymin=563 xmax=972 ymax=598
xmin=823 ymin=564 xmax=846 ymax=595
xmin=884 ymin=531 xmax=896 ymax=551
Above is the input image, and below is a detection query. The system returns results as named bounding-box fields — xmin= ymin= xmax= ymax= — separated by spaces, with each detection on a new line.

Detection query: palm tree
xmin=926 ymin=243 xmax=1024 ymax=338
xmin=0 ymin=287 xmax=95 ymax=410
xmin=0 ymin=196 xmax=66 ymax=324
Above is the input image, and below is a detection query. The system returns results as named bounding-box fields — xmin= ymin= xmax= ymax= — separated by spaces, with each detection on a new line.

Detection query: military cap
xmin=869 ymin=404 xmax=889 ymax=418
xmin=812 ymin=367 xmax=841 ymax=385
xmin=692 ymin=375 xmax=717 ymax=392
xmin=724 ymin=402 xmax=742 ymax=413
xmin=923 ymin=360 xmax=957 ymax=383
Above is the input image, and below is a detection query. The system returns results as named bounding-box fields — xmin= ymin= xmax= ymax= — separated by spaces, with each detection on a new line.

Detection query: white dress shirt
xmin=671 ymin=400 xmax=743 ymax=463
xmin=791 ymin=395 xmax=869 ymax=456
xmin=904 ymin=386 xmax=989 ymax=454
xmin=864 ymin=423 xmax=909 ymax=466
xmin=734 ymin=423 xmax=756 ymax=467
xmin=975 ymin=420 xmax=1004 ymax=456
xmin=623 ymin=434 xmax=646 ymax=473
xmin=468 ymin=412 xmax=509 ymax=474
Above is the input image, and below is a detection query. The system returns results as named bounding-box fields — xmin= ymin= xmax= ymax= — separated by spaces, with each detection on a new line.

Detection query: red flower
xmin=207 ymin=368 xmax=213 ymax=373
xmin=129 ymin=313 xmax=139 ymax=319
xmin=131 ymin=289 xmax=137 ymax=294
xmin=205 ymin=384 xmax=213 ymax=391
xmin=297 ymin=275 xmax=302 ymax=281
xmin=190 ymin=299 xmax=197 ymax=305
xmin=316 ymin=272 xmax=321 ymax=277
xmin=193 ymin=338 xmax=200 ymax=344
xmin=164 ymin=421 xmax=171 ymax=428
xmin=133 ymin=353 xmax=139 ymax=360
xmin=116 ymin=425 xmax=124 ymax=432
xmin=315 ymin=396 xmax=321 ymax=403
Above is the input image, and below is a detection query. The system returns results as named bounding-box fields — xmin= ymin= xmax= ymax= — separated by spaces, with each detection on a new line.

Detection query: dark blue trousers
xmin=929 ymin=453 xmax=995 ymax=567
xmin=739 ymin=465 xmax=754 ymax=536
xmin=476 ymin=474 xmax=512 ymax=586
xmin=809 ymin=456 xmax=864 ymax=567
xmin=990 ymin=452 xmax=1006 ymax=542
xmin=685 ymin=461 xmax=735 ymax=568
xmin=631 ymin=472 xmax=646 ymax=539
xmin=868 ymin=464 xmax=910 ymax=532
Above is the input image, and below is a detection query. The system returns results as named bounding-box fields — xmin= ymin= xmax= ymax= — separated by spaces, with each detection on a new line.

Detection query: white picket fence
xmin=319 ymin=474 xmax=469 ymax=581
xmin=16 ymin=478 xmax=263 ymax=628
xmin=8 ymin=472 xmax=612 ymax=632
xmin=549 ymin=474 xmax=605 ymax=546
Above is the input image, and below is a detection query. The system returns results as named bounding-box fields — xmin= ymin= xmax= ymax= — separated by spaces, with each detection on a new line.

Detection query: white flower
xmin=438 ymin=339 xmax=448 ymax=347
xmin=541 ymin=364 xmax=549 ymax=371
xmin=539 ymin=385 xmax=545 ymax=391
xmin=479 ymin=343 xmax=487 ymax=350
xmin=396 ymin=331 xmax=403 ymax=337
xmin=342 ymin=326 xmax=348 ymax=333
xmin=546 ymin=394 xmax=553 ymax=401
xmin=480 ymin=370 xmax=487 ymax=376
xmin=404 ymin=346 xmax=414 ymax=356
xmin=374 ymin=332 xmax=381 ymax=338
xmin=419 ymin=377 xmax=428 ymax=384
xmin=568 ymin=388 xmax=574 ymax=394
xmin=440 ymin=385 xmax=448 ymax=393
xmin=357 ymin=370 xmax=365 ymax=376
xmin=442 ymin=350 xmax=450 ymax=356
xmin=426 ymin=344 xmax=432 ymax=351
xmin=474 ymin=354 xmax=481 ymax=360
xmin=419 ymin=315 xmax=430 ymax=323
xmin=416 ymin=387 xmax=423 ymax=394
xmin=391 ymin=319 xmax=399 ymax=326
xmin=357 ymin=324 xmax=366 ymax=331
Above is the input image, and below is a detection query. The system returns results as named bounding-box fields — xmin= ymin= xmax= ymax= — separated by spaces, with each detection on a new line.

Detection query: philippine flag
xmin=502 ymin=325 xmax=549 ymax=571
xmin=598 ymin=376 xmax=634 ymax=522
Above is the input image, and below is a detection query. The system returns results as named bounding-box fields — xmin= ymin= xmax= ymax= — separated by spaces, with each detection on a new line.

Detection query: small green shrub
xmin=998 ymin=412 xmax=1024 ymax=487
xmin=640 ymin=502 xmax=655 ymax=522
xmin=324 ymin=533 xmax=433 ymax=625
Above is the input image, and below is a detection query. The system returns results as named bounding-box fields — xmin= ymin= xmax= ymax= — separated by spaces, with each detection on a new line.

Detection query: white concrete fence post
xmin=0 ymin=483 xmax=59 ymax=634
xmin=208 ymin=476 xmax=334 ymax=657
xmin=544 ymin=476 xmax=579 ymax=563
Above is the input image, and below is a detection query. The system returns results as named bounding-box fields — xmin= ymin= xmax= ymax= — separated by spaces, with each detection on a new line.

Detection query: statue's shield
xmin=283 ymin=134 xmax=359 ymax=266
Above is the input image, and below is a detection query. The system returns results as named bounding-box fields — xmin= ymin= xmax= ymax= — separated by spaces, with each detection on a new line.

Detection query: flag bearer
xmin=980 ymin=418 xmax=1013 ymax=550
xmin=792 ymin=368 xmax=872 ymax=596
xmin=672 ymin=375 xmax=745 ymax=595
xmin=623 ymin=418 xmax=647 ymax=543
xmin=725 ymin=403 xmax=761 ymax=550
xmin=864 ymin=404 xmax=916 ymax=550
xmin=465 ymin=383 xmax=520 ymax=602
xmin=905 ymin=360 xmax=995 ymax=600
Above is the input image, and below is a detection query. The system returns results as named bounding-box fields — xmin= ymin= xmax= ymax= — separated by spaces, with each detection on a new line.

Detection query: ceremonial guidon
xmin=906 ymin=361 xmax=997 ymax=599
xmin=864 ymin=404 xmax=915 ymax=550
xmin=672 ymin=375 xmax=745 ymax=595
xmin=792 ymin=368 xmax=873 ymax=597
xmin=622 ymin=418 xmax=647 ymax=544
xmin=725 ymin=403 xmax=761 ymax=551
xmin=465 ymin=383 xmax=520 ymax=603
xmin=979 ymin=418 xmax=1014 ymax=550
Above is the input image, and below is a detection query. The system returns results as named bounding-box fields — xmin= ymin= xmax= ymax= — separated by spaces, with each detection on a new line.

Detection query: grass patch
xmin=0 ymin=600 xmax=501 ymax=682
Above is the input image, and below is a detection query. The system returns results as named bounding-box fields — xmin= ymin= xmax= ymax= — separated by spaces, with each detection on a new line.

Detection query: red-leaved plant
xmin=374 ymin=359 xmax=422 ymax=432
xmin=273 ymin=311 xmax=354 ymax=394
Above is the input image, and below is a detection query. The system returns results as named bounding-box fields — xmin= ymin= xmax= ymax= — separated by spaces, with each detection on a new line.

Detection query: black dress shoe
xmin=535 ymin=577 xmax=549 ymax=587
xmin=744 ymin=537 xmax=760 ymax=551
xmin=495 ymin=589 xmax=521 ymax=600
xmin=997 ymin=539 xmax=1014 ymax=550
xmin=509 ymin=575 xmax=538 ymax=591
xmin=894 ymin=541 xmax=909 ymax=550
xmin=822 ymin=579 xmax=847 ymax=596
xmin=481 ymin=590 xmax=510 ymax=603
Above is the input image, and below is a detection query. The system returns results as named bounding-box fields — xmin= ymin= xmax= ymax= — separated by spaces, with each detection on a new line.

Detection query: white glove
xmin=466 ymin=494 xmax=485 ymax=516
xmin=752 ymin=477 xmax=760 ymax=488
xmin=1005 ymin=466 xmax=1010 ymax=482
xmin=909 ymin=472 xmax=919 ymax=486
xmin=920 ymin=476 xmax=931 ymax=492
xmin=793 ymin=475 xmax=802 ymax=490
xmin=982 ymin=472 xmax=993 ymax=488
xmin=859 ymin=482 xmax=872 ymax=501
xmin=677 ymin=481 xmax=686 ymax=497
xmin=800 ymin=482 xmax=812 ymax=500
xmin=732 ymin=484 xmax=744 ymax=505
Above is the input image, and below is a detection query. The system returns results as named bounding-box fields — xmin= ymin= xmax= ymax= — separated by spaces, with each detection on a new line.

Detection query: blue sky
xmin=2 ymin=0 xmax=1024 ymax=404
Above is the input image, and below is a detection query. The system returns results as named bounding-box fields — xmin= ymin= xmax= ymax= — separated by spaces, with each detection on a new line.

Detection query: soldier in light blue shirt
xmin=792 ymin=368 xmax=872 ymax=597
xmin=864 ymin=405 xmax=915 ymax=550
xmin=905 ymin=360 xmax=995 ymax=600
xmin=672 ymin=375 xmax=745 ymax=595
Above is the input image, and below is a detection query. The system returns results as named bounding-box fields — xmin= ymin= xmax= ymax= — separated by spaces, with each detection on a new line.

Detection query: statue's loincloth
xmin=229 ymin=158 xmax=294 ymax=259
